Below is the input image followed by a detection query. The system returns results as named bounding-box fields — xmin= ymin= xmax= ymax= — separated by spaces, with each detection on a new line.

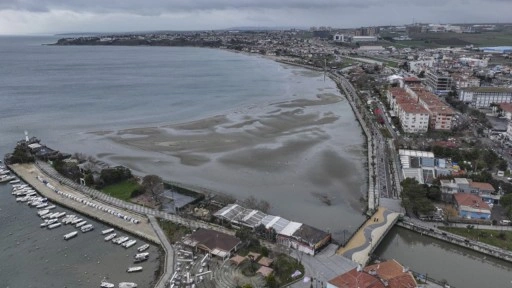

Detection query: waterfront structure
xmin=327 ymin=259 xmax=417 ymax=288
xmin=213 ymin=204 xmax=331 ymax=255
xmin=425 ymin=70 xmax=453 ymax=95
xmin=453 ymin=193 xmax=491 ymax=220
xmin=182 ymin=228 xmax=241 ymax=260
xmin=459 ymin=87 xmax=512 ymax=108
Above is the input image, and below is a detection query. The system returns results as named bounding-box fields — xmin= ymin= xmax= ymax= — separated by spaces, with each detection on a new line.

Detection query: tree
xmin=142 ymin=175 xmax=164 ymax=205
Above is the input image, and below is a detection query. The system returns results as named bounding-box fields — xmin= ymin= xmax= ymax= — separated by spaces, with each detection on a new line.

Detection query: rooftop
xmin=187 ymin=228 xmax=241 ymax=253
xmin=461 ymin=87 xmax=512 ymax=93
xmin=470 ymin=181 xmax=495 ymax=192
xmin=454 ymin=193 xmax=491 ymax=211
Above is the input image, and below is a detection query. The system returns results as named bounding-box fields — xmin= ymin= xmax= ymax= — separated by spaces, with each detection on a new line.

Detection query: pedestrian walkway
xmin=337 ymin=207 xmax=400 ymax=265
xmin=148 ymin=215 xmax=175 ymax=288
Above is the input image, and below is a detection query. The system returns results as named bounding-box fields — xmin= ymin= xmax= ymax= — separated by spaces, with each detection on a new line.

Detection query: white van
xmin=499 ymin=220 xmax=511 ymax=226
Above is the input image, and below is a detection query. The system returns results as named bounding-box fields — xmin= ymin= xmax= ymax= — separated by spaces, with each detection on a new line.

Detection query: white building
xmin=351 ymin=36 xmax=378 ymax=42
xmin=459 ymin=87 xmax=512 ymax=108
xmin=397 ymin=103 xmax=430 ymax=133
xmin=333 ymin=33 xmax=345 ymax=42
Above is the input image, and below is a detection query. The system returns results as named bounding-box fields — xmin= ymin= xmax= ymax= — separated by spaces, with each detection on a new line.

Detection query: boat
xmin=0 ymin=175 xmax=15 ymax=183
xmin=114 ymin=236 xmax=129 ymax=244
xmin=104 ymin=233 xmax=117 ymax=241
xmin=36 ymin=203 xmax=48 ymax=209
xmin=118 ymin=282 xmax=137 ymax=288
xmin=126 ymin=266 xmax=143 ymax=273
xmin=47 ymin=205 xmax=56 ymax=210
xmin=137 ymin=244 xmax=149 ymax=252
xmin=133 ymin=252 xmax=149 ymax=263
xmin=71 ymin=218 xmax=82 ymax=224
xmin=123 ymin=239 xmax=137 ymax=248
xmin=64 ymin=231 xmax=78 ymax=240
xmin=38 ymin=209 xmax=50 ymax=216
xmin=9 ymin=179 xmax=20 ymax=184
xmin=101 ymin=228 xmax=114 ymax=235
xmin=81 ymin=224 xmax=94 ymax=233
xmin=100 ymin=279 xmax=115 ymax=288
xmin=76 ymin=221 xmax=87 ymax=228
xmin=48 ymin=222 xmax=62 ymax=229
xmin=40 ymin=222 xmax=49 ymax=228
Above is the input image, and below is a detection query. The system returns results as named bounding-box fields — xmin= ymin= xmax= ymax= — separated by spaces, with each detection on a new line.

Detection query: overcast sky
xmin=0 ymin=0 xmax=510 ymax=35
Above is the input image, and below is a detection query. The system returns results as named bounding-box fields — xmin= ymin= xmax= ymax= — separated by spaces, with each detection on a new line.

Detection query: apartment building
xmin=409 ymin=87 xmax=455 ymax=131
xmin=397 ymin=103 xmax=430 ymax=133
xmin=459 ymin=87 xmax=512 ymax=108
xmin=426 ymin=70 xmax=453 ymax=95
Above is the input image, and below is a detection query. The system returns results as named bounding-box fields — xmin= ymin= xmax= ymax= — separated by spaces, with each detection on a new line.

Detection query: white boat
xmin=40 ymin=222 xmax=49 ymax=228
xmin=116 ymin=237 xmax=129 ymax=245
xmin=9 ymin=179 xmax=20 ymax=184
xmin=104 ymin=233 xmax=117 ymax=241
xmin=36 ymin=203 xmax=48 ymax=209
xmin=137 ymin=244 xmax=149 ymax=252
xmin=76 ymin=221 xmax=87 ymax=228
xmin=54 ymin=212 xmax=67 ymax=218
xmin=0 ymin=175 xmax=15 ymax=183
xmin=100 ymin=280 xmax=115 ymax=288
xmin=48 ymin=222 xmax=62 ymax=229
xmin=47 ymin=219 xmax=58 ymax=225
xmin=118 ymin=282 xmax=137 ymax=288
xmin=64 ymin=231 xmax=78 ymax=240
xmin=126 ymin=266 xmax=143 ymax=273
xmin=71 ymin=218 xmax=82 ymax=224
xmin=101 ymin=228 xmax=114 ymax=235
xmin=133 ymin=252 xmax=149 ymax=263
xmin=123 ymin=239 xmax=137 ymax=248
xmin=81 ymin=224 xmax=94 ymax=233
xmin=46 ymin=205 xmax=56 ymax=210
xmin=38 ymin=209 xmax=50 ymax=216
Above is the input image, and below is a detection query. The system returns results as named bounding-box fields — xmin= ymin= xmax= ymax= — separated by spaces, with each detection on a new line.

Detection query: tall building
xmin=459 ymin=87 xmax=512 ymax=108
xmin=426 ymin=70 xmax=453 ymax=95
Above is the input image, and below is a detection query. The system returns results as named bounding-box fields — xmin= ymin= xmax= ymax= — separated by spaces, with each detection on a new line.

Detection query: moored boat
xmin=126 ymin=266 xmax=143 ymax=273
xmin=100 ymin=279 xmax=115 ymax=288
xmin=81 ymin=224 xmax=94 ymax=233
xmin=63 ymin=231 xmax=78 ymax=240
xmin=101 ymin=228 xmax=114 ymax=235
xmin=48 ymin=222 xmax=62 ymax=229
xmin=123 ymin=239 xmax=137 ymax=248
xmin=118 ymin=282 xmax=137 ymax=288
xmin=104 ymin=233 xmax=117 ymax=241
xmin=137 ymin=244 xmax=149 ymax=252
xmin=76 ymin=221 xmax=87 ymax=228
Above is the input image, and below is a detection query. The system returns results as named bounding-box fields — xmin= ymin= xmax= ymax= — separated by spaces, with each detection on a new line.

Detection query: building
xmin=452 ymin=74 xmax=480 ymax=92
xmin=214 ymin=204 xmax=331 ymax=255
xmin=352 ymin=36 xmax=378 ymax=42
xmin=333 ymin=33 xmax=345 ymax=42
xmin=327 ymin=259 xmax=417 ymax=288
xmin=459 ymin=87 xmax=512 ymax=108
xmin=409 ymin=87 xmax=455 ymax=131
xmin=182 ymin=228 xmax=241 ymax=260
xmin=453 ymin=193 xmax=491 ymax=220
xmin=425 ymin=70 xmax=453 ymax=95
xmin=397 ymin=103 xmax=429 ymax=133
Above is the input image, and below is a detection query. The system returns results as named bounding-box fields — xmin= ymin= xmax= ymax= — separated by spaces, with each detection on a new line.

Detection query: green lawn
xmin=439 ymin=227 xmax=512 ymax=251
xmin=101 ymin=179 xmax=140 ymax=201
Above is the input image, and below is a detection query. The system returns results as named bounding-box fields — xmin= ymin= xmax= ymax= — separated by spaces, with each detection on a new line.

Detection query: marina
xmin=0 ymin=174 xmax=159 ymax=287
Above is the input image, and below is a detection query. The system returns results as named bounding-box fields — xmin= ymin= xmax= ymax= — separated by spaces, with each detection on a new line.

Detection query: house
xmin=182 ymin=228 xmax=241 ymax=260
xmin=453 ymin=193 xmax=491 ymax=220
xmin=327 ymin=259 xmax=417 ymax=288
xmin=470 ymin=182 xmax=495 ymax=195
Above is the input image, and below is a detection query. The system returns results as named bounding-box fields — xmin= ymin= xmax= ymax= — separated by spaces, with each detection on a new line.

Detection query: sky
xmin=0 ymin=0 xmax=511 ymax=35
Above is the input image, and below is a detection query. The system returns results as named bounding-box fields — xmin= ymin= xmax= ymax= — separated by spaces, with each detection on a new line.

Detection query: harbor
xmin=0 ymin=179 xmax=160 ymax=288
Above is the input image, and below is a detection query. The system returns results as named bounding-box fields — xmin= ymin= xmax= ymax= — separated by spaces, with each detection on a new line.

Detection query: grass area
xmin=158 ymin=219 xmax=192 ymax=244
xmin=101 ymin=179 xmax=140 ymax=201
xmin=406 ymin=31 xmax=512 ymax=47
xmin=439 ymin=227 xmax=512 ymax=251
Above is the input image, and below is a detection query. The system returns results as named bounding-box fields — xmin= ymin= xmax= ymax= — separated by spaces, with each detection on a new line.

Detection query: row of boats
xmin=0 ymin=166 xmax=18 ymax=183
xmin=3 ymin=169 xmax=147 ymax=288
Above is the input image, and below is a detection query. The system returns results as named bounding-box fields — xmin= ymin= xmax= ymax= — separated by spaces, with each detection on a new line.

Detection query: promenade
xmin=337 ymin=207 xmax=400 ymax=265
